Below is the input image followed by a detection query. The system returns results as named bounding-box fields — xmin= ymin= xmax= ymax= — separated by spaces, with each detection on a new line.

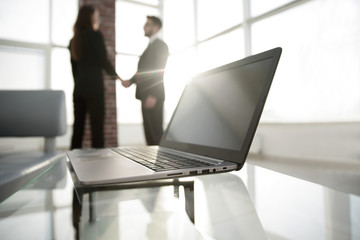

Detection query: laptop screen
xmin=161 ymin=48 xmax=281 ymax=166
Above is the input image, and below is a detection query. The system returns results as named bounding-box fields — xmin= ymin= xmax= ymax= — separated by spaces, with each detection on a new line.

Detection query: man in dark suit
xmin=122 ymin=16 xmax=169 ymax=145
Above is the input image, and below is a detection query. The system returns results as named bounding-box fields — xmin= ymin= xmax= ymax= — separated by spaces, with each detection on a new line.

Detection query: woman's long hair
xmin=70 ymin=5 xmax=95 ymax=61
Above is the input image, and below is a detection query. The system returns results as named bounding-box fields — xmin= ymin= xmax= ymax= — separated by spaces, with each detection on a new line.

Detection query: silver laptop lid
xmin=160 ymin=47 xmax=282 ymax=169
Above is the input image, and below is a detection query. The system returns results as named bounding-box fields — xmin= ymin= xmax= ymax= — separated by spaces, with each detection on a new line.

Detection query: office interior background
xmin=0 ymin=0 xmax=360 ymax=163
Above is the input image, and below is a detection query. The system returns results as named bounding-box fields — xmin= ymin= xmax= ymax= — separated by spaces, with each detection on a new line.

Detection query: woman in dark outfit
xmin=69 ymin=5 xmax=121 ymax=150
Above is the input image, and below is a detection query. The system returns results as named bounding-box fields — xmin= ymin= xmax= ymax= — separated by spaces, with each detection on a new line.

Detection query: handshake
xmin=116 ymin=76 xmax=157 ymax=109
xmin=116 ymin=76 xmax=132 ymax=88
xmin=120 ymin=79 xmax=132 ymax=88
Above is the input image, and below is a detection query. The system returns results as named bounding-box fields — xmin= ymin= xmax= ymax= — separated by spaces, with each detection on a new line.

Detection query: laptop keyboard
xmin=112 ymin=147 xmax=215 ymax=172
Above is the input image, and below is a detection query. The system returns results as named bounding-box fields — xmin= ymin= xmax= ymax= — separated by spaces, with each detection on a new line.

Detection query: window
xmin=52 ymin=0 xmax=78 ymax=46
xmin=197 ymin=0 xmax=243 ymax=41
xmin=51 ymin=47 xmax=74 ymax=123
xmin=252 ymin=0 xmax=360 ymax=122
xmin=0 ymin=0 xmax=50 ymax=43
xmin=163 ymin=48 xmax=197 ymax=122
xmin=50 ymin=0 xmax=78 ymax=124
xmin=115 ymin=0 xmax=245 ymax=123
xmin=163 ymin=0 xmax=195 ymax=52
xmin=197 ymin=29 xmax=244 ymax=72
xmin=0 ymin=46 xmax=45 ymax=89
xmin=0 ymin=0 xmax=77 ymax=125
xmin=115 ymin=0 xmax=159 ymax=124
xmin=1 ymin=0 xmax=359 ymax=126
xmin=116 ymin=1 xmax=159 ymax=55
xmin=251 ymin=0 xmax=293 ymax=17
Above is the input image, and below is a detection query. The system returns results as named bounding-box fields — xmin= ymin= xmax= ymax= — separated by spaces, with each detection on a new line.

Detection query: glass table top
xmin=0 ymin=153 xmax=359 ymax=240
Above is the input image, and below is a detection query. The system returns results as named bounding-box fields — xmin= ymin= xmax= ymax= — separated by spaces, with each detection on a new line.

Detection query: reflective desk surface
xmin=0 ymin=154 xmax=359 ymax=240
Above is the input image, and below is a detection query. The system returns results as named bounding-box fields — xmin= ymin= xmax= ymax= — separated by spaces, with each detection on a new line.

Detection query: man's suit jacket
xmin=130 ymin=38 xmax=169 ymax=101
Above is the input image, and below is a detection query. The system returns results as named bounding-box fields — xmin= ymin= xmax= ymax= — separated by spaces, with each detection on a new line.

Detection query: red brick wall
xmin=79 ymin=0 xmax=118 ymax=148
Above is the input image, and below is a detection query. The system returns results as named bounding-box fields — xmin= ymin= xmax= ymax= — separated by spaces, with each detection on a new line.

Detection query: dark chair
xmin=0 ymin=90 xmax=67 ymax=202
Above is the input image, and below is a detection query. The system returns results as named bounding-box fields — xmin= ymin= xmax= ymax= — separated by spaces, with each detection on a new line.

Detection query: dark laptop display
xmin=161 ymin=50 xmax=280 ymax=169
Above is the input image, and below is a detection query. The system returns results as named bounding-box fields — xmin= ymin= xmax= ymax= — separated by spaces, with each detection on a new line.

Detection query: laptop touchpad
xmin=71 ymin=149 xmax=153 ymax=183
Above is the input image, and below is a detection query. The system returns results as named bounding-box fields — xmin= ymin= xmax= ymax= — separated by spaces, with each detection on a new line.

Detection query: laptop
xmin=67 ymin=47 xmax=282 ymax=185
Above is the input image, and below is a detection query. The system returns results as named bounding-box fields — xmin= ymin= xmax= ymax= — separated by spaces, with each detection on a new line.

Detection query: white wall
xmin=254 ymin=122 xmax=360 ymax=162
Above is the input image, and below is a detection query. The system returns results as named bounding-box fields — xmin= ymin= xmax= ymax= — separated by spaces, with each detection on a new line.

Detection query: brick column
xmin=79 ymin=0 xmax=118 ymax=148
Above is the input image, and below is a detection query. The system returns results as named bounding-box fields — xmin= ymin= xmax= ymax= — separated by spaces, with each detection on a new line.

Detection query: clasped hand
xmin=117 ymin=77 xmax=156 ymax=109
xmin=121 ymin=80 xmax=132 ymax=88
